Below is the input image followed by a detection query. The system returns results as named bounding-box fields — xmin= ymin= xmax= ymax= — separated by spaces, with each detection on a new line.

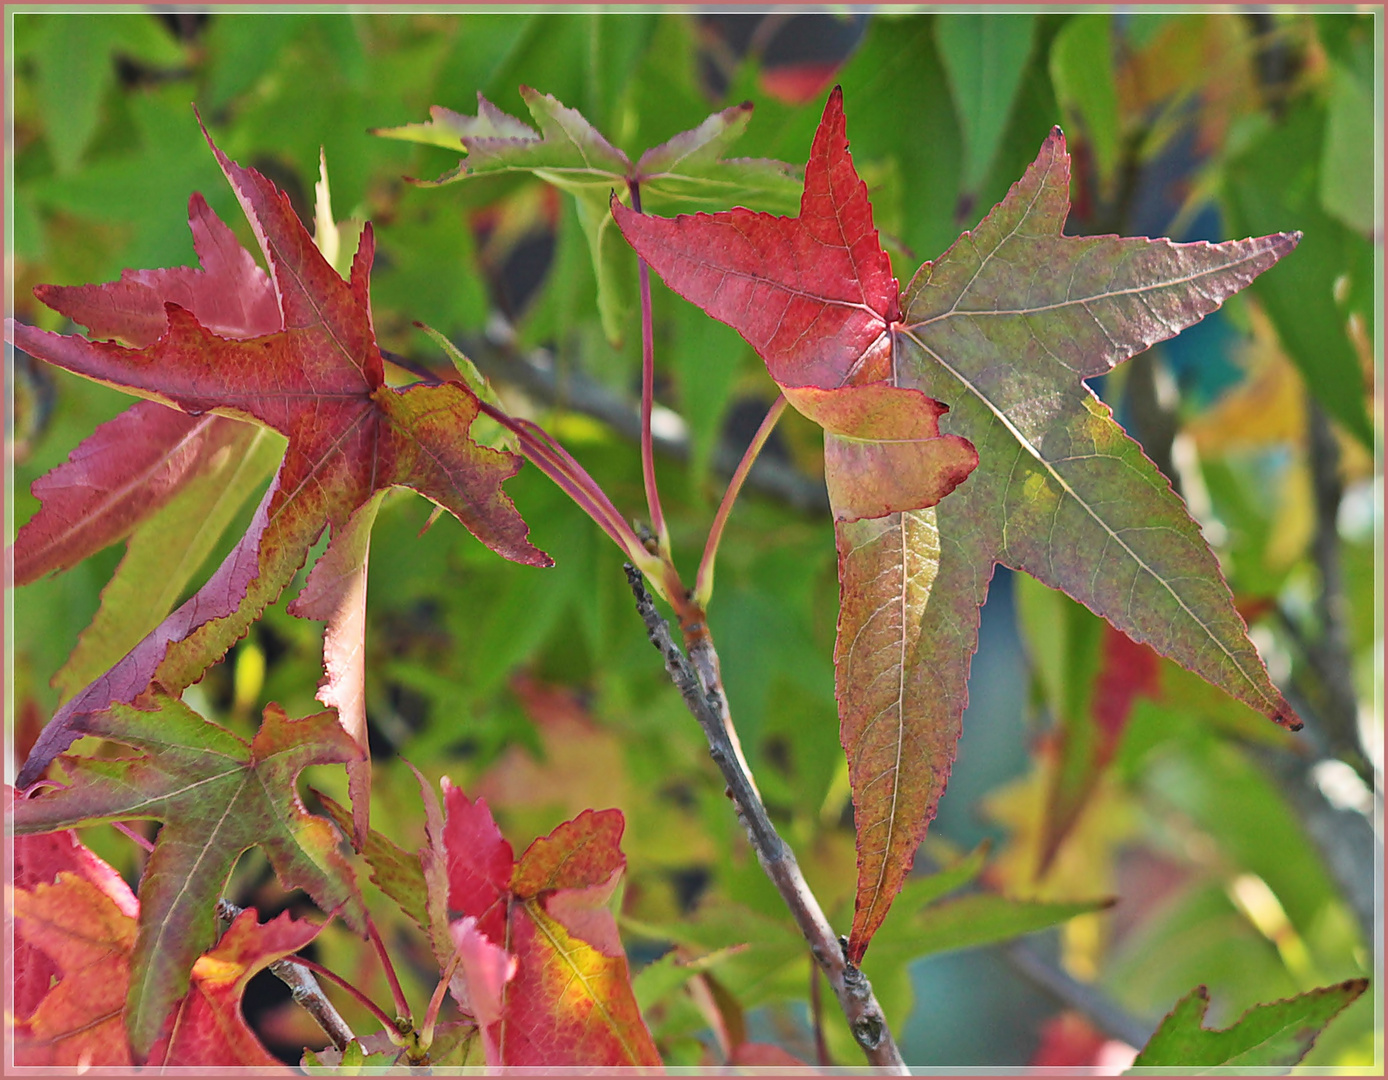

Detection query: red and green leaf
xmin=376 ymin=86 xmax=801 ymax=341
xmin=12 ymin=825 xmax=323 ymax=1068
xmin=614 ymin=86 xmax=1300 ymax=963
xmin=438 ymin=785 xmax=661 ymax=1068
xmin=10 ymin=695 xmax=364 ymax=1056
xmin=8 ymin=122 xmax=548 ymax=828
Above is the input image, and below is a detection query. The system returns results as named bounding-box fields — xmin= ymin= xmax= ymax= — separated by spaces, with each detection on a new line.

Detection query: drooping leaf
xmin=375 ymin=86 xmax=801 ymax=341
xmin=616 ymin=87 xmax=1301 ymax=964
xmin=8 ymin=121 xmax=549 ymax=803
xmin=10 ymin=695 xmax=365 ymax=1055
xmin=439 ymin=785 xmax=661 ymax=1067
xmin=1222 ymin=99 xmax=1373 ymax=447
xmin=906 ymin=892 xmax=1113 ymax=959
xmin=1129 ymin=980 xmax=1368 ymax=1069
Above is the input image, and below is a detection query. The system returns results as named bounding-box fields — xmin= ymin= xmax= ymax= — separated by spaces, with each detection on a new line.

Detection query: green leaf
xmin=23 ymin=12 xmax=184 ymax=175
xmin=1222 ymin=99 xmax=1373 ymax=447
xmin=1320 ymin=61 xmax=1374 ymax=235
xmin=53 ymin=426 xmax=283 ymax=702
xmin=934 ymin=13 xmax=1037 ymax=193
xmin=1129 ymin=979 xmax=1368 ymax=1068
xmin=11 ymin=695 xmax=366 ymax=1056
xmin=376 ymin=87 xmax=798 ymax=343
xmin=909 ymin=892 xmax=1113 ymax=958
xmin=1048 ymin=14 xmax=1120 ymax=189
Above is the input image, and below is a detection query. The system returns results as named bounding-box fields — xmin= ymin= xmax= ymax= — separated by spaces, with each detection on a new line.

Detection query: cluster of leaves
xmin=8 ymin=10 xmax=1376 ymax=1070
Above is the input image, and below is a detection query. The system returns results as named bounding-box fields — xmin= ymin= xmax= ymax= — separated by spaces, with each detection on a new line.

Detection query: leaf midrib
xmin=900 ymin=324 xmax=1279 ymax=715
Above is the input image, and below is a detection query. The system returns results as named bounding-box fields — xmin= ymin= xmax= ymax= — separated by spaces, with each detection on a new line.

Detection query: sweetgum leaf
xmin=440 ymin=786 xmax=661 ymax=1067
xmin=613 ymin=87 xmax=978 ymax=524
xmin=10 ymin=694 xmax=365 ymax=1056
xmin=8 ymin=120 xmax=548 ymax=805
xmin=1130 ymin=980 xmax=1368 ymax=1069
xmin=877 ymin=125 xmax=1301 ymax=954
xmin=376 ymin=87 xmax=800 ymax=341
xmin=616 ymin=87 xmax=1301 ymax=966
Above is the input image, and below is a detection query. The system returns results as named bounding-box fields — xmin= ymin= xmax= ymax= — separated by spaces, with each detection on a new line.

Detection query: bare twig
xmin=624 ymin=565 xmax=907 ymax=1071
xmin=215 ymin=899 xmax=354 ymax=1051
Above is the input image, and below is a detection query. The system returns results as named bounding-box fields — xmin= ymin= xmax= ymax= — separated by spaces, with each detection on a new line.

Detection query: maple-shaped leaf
xmin=613 ymin=87 xmax=978 ymax=525
xmin=10 ymin=694 xmax=365 ymax=1056
xmin=615 ymin=87 xmax=1301 ymax=964
xmin=8 ymin=123 xmax=549 ymax=819
xmin=10 ymin=189 xmax=281 ymax=588
xmin=375 ymin=87 xmax=801 ymax=341
xmin=439 ymin=783 xmax=661 ymax=1067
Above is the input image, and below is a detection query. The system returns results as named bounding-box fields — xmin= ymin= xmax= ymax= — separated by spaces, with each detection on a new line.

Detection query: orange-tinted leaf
xmin=11 ymin=694 xmax=364 ymax=1055
xmin=9 ymin=122 xmax=548 ymax=796
xmin=440 ymin=788 xmax=660 ymax=1067
xmin=146 ymin=909 xmax=323 ymax=1068
xmin=11 ymin=868 xmax=138 ymax=1067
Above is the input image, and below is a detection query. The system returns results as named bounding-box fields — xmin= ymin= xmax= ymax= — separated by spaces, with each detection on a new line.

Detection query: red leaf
xmin=440 ymin=790 xmax=660 ymax=1067
xmin=442 ymin=779 xmax=514 ymax=946
xmin=9 ymin=119 xmax=549 ymax=794
xmin=12 ymin=827 xmax=324 ymax=1071
xmin=146 ymin=909 xmax=323 ymax=1068
xmin=613 ymin=86 xmax=977 ymax=524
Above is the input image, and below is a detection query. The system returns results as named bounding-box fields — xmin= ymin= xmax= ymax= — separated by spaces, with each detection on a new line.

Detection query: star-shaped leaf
xmin=613 ymin=87 xmax=979 ymax=524
xmin=376 ymin=87 xmax=801 ymax=341
xmin=10 ymin=694 xmax=364 ymax=1056
xmin=612 ymin=86 xmax=1301 ymax=964
xmin=439 ymin=783 xmax=661 ymax=1067
xmin=9 ymin=121 xmax=549 ymax=821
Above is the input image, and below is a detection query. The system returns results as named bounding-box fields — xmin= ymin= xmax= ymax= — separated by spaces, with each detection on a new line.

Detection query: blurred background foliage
xmin=8 ymin=9 xmax=1380 ymax=1068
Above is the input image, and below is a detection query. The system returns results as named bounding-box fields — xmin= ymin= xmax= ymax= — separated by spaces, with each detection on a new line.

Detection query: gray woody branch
xmin=624 ymin=564 xmax=907 ymax=1071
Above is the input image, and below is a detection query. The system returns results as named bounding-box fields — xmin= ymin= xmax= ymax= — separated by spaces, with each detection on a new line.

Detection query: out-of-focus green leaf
xmin=838 ymin=15 xmax=962 ymax=272
xmin=907 ymin=892 xmax=1112 ymax=959
xmin=1223 ymin=100 xmax=1373 ymax=447
xmin=934 ymin=13 xmax=1036 ymax=193
xmin=669 ymin=302 xmax=750 ymax=489
xmin=1049 ymin=13 xmax=1119 ymax=188
xmin=202 ymin=13 xmax=308 ymax=109
xmin=1129 ymin=979 xmax=1367 ymax=1068
xmin=23 ymin=13 xmax=185 ymax=175
xmin=1320 ymin=62 xmax=1374 ymax=235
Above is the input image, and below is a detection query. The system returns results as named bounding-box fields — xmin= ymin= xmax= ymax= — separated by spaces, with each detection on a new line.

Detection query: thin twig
xmin=216 ymin=899 xmax=354 ymax=1052
xmin=624 ymin=565 xmax=907 ymax=1071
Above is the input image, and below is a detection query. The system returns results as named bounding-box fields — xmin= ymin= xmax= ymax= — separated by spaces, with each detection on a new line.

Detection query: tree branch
xmin=623 ymin=565 xmax=907 ymax=1071
xmin=216 ymin=899 xmax=355 ymax=1052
